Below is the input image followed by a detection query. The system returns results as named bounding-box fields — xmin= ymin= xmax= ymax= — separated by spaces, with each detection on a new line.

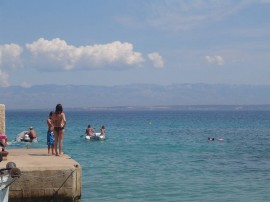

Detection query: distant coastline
xmin=6 ymin=105 xmax=270 ymax=112
xmin=1 ymin=83 xmax=270 ymax=110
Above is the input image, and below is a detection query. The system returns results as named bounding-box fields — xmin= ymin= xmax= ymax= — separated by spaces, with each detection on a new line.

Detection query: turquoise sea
xmin=5 ymin=109 xmax=270 ymax=201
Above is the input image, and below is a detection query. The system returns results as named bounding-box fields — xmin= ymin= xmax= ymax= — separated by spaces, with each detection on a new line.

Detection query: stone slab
xmin=1 ymin=148 xmax=82 ymax=202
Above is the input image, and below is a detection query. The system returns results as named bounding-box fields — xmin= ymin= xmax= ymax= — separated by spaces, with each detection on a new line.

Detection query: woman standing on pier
xmin=52 ymin=104 xmax=66 ymax=156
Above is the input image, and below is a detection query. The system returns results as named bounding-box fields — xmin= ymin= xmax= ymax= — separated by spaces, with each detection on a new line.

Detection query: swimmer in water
xmin=208 ymin=137 xmax=224 ymax=141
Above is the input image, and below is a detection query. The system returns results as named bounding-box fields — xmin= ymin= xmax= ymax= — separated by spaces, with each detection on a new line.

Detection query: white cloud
xmin=0 ymin=43 xmax=23 ymax=86
xmin=20 ymin=81 xmax=32 ymax=88
xmin=145 ymin=0 xmax=253 ymax=31
xmin=0 ymin=38 xmax=164 ymax=86
xmin=205 ymin=55 xmax=224 ymax=65
xmin=26 ymin=38 xmax=144 ymax=71
xmin=0 ymin=69 xmax=9 ymax=87
xmin=148 ymin=52 xmax=164 ymax=68
xmin=0 ymin=44 xmax=23 ymax=69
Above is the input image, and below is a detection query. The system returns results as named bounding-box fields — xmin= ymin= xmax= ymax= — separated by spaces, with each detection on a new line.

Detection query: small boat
xmin=16 ymin=131 xmax=38 ymax=143
xmin=85 ymin=133 xmax=105 ymax=141
xmin=0 ymin=161 xmax=21 ymax=202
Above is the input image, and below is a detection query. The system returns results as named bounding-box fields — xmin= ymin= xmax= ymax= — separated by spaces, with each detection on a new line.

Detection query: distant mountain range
xmin=1 ymin=83 xmax=270 ymax=110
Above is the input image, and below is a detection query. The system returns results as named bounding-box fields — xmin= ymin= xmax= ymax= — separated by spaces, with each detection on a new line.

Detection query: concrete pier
xmin=3 ymin=149 xmax=82 ymax=202
xmin=0 ymin=104 xmax=82 ymax=201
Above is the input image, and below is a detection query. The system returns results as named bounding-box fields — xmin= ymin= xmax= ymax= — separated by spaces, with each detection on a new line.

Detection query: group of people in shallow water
xmin=0 ymin=104 xmax=66 ymax=156
xmin=85 ymin=124 xmax=106 ymax=137
xmin=0 ymin=103 xmax=106 ymax=156
xmin=45 ymin=103 xmax=106 ymax=156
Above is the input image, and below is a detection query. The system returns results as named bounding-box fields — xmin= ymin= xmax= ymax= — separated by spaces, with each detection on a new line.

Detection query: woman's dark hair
xmin=55 ymin=104 xmax=63 ymax=114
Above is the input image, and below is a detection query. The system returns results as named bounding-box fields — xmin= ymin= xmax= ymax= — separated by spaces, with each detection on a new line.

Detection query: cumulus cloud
xmin=26 ymin=38 xmax=144 ymax=71
xmin=0 ymin=38 xmax=164 ymax=86
xmin=0 ymin=44 xmax=23 ymax=69
xmin=0 ymin=44 xmax=23 ymax=87
xmin=205 ymin=55 xmax=224 ymax=65
xmin=148 ymin=52 xmax=164 ymax=68
xmin=0 ymin=69 xmax=9 ymax=87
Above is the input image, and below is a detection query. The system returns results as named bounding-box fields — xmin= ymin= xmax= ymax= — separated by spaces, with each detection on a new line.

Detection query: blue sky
xmin=0 ymin=0 xmax=270 ymax=87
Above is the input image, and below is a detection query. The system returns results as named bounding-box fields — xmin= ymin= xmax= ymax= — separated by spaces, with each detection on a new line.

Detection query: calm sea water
xmin=5 ymin=110 xmax=270 ymax=202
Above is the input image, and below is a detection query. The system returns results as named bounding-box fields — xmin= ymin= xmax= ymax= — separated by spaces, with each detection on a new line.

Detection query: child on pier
xmin=47 ymin=111 xmax=55 ymax=155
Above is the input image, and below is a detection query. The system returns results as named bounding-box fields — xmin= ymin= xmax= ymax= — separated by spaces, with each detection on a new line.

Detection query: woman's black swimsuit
xmin=54 ymin=127 xmax=64 ymax=132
